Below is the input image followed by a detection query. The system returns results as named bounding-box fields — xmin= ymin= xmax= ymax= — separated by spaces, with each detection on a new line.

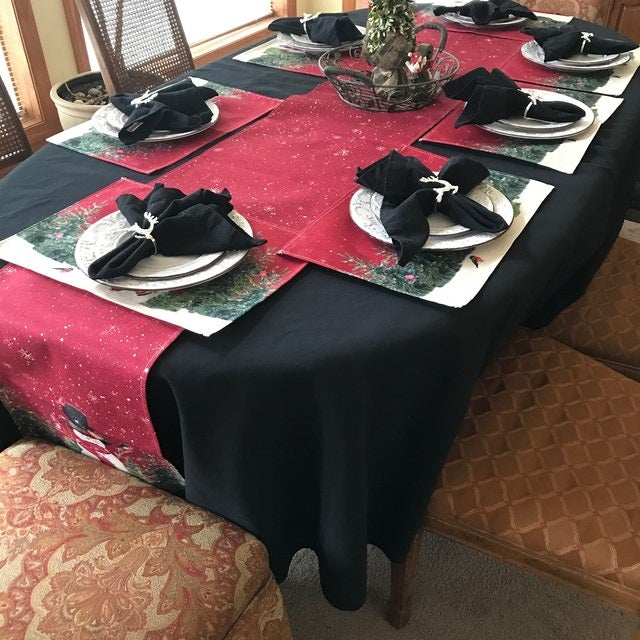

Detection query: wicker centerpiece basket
xmin=318 ymin=23 xmax=459 ymax=112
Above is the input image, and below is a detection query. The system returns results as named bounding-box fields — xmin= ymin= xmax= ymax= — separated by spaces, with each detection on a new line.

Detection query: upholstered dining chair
xmin=539 ymin=236 xmax=640 ymax=381
xmin=519 ymin=0 xmax=610 ymax=24
xmin=0 ymin=438 xmax=293 ymax=639
xmin=387 ymin=328 xmax=640 ymax=628
xmin=73 ymin=0 xmax=195 ymax=95
xmin=0 ymin=76 xmax=31 ymax=172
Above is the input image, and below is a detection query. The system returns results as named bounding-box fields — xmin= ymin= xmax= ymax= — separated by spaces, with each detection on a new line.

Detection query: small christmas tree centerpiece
xmin=363 ymin=0 xmax=435 ymax=92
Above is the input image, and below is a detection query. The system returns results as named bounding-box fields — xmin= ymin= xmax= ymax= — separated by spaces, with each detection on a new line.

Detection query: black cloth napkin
xmin=355 ymin=151 xmax=508 ymax=266
xmin=433 ymin=1 xmax=536 ymax=25
xmin=444 ymin=67 xmax=585 ymax=127
xmin=109 ymin=80 xmax=218 ymax=145
xmin=88 ymin=183 xmax=265 ymax=280
xmin=268 ymin=13 xmax=362 ymax=46
xmin=521 ymin=21 xmax=638 ymax=61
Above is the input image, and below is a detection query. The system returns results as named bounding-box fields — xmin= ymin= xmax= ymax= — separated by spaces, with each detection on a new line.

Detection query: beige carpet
xmin=281 ymin=222 xmax=640 ymax=640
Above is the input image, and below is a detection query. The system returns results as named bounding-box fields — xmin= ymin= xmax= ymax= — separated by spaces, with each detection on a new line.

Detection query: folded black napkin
xmin=433 ymin=1 xmax=536 ymax=25
xmin=356 ymin=151 xmax=508 ymax=266
xmin=88 ymin=183 xmax=265 ymax=280
xmin=521 ymin=21 xmax=638 ymax=61
xmin=268 ymin=13 xmax=362 ymax=46
xmin=444 ymin=67 xmax=585 ymax=126
xmin=109 ymin=80 xmax=218 ymax=145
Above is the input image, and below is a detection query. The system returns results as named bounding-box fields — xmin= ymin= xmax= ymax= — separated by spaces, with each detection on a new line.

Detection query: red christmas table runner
xmin=0 ymin=264 xmax=184 ymax=493
xmin=162 ymin=82 xmax=457 ymax=232
xmin=47 ymin=81 xmax=281 ymax=174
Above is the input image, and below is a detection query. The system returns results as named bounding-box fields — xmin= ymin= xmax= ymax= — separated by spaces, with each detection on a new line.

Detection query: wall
xmin=27 ymin=0 xmax=343 ymax=86
xmin=30 ymin=0 xmax=77 ymax=84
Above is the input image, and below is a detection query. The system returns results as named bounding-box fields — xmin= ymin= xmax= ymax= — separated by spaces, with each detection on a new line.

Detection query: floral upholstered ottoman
xmin=0 ymin=438 xmax=292 ymax=640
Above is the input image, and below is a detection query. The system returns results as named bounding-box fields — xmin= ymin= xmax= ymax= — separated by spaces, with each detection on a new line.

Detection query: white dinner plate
xmin=479 ymin=88 xmax=595 ymax=140
xmin=557 ymin=51 xmax=620 ymax=66
xmin=350 ymin=182 xmax=514 ymax=251
xmin=277 ymin=26 xmax=364 ymax=54
xmin=521 ymin=41 xmax=631 ymax=73
xmin=441 ymin=12 xmax=530 ymax=29
xmin=74 ymin=210 xmax=252 ymax=291
xmin=91 ymin=99 xmax=220 ymax=142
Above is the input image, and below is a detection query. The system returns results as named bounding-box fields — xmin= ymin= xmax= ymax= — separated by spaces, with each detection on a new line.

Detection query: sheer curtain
xmin=174 ymin=1 xmax=273 ymax=44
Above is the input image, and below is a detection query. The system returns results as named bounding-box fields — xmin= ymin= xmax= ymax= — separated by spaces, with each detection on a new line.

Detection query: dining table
xmin=1 ymin=7 xmax=639 ymax=611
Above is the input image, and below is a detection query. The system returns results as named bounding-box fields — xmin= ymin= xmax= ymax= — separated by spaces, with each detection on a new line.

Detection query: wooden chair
xmin=388 ymin=328 xmax=640 ymax=628
xmin=0 ymin=76 xmax=31 ymax=173
xmin=0 ymin=438 xmax=293 ymax=639
xmin=73 ymin=0 xmax=195 ymax=95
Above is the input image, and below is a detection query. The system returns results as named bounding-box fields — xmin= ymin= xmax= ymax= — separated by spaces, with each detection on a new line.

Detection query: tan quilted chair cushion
xmin=519 ymin=0 xmax=610 ymax=23
xmin=541 ymin=237 xmax=640 ymax=382
xmin=0 ymin=439 xmax=292 ymax=640
xmin=427 ymin=328 xmax=640 ymax=609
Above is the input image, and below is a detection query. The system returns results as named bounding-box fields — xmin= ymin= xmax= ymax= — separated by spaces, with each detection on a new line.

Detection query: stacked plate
xmin=74 ymin=210 xmax=252 ymax=291
xmin=91 ymin=100 xmax=220 ymax=142
xmin=479 ymin=88 xmax=595 ymax=140
xmin=521 ymin=41 xmax=632 ymax=73
xmin=350 ymin=182 xmax=514 ymax=252
xmin=276 ymin=26 xmax=364 ymax=55
xmin=440 ymin=13 xmax=530 ymax=30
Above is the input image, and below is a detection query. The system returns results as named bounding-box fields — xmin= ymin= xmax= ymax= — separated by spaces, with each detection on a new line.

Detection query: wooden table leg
xmin=386 ymin=532 xmax=422 ymax=628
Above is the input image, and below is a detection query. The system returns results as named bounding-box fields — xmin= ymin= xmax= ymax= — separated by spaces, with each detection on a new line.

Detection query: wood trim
xmin=61 ymin=0 xmax=91 ymax=73
xmin=0 ymin=0 xmax=60 ymax=151
xmin=342 ymin=0 xmax=356 ymax=10
xmin=272 ymin=0 xmax=297 ymax=16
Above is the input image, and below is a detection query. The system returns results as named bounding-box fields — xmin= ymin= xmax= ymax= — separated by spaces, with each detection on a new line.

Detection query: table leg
xmin=386 ymin=532 xmax=422 ymax=628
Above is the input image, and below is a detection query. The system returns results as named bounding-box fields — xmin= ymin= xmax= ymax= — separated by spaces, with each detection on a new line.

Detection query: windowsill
xmin=190 ymin=17 xmax=276 ymax=66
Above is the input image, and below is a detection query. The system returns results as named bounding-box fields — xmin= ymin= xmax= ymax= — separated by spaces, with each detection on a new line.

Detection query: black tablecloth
xmin=1 ymin=11 xmax=639 ymax=609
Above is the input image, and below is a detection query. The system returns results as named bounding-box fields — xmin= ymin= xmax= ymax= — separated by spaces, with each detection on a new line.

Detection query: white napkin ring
xmin=130 ymin=90 xmax=159 ymax=106
xmin=419 ymin=176 xmax=459 ymax=203
xmin=131 ymin=211 xmax=159 ymax=255
xmin=300 ymin=12 xmax=320 ymax=34
xmin=580 ymin=31 xmax=593 ymax=53
xmin=523 ymin=96 xmax=538 ymax=118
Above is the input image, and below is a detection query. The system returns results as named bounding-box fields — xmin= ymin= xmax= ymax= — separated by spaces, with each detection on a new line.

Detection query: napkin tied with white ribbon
xmin=268 ymin=13 xmax=362 ymax=46
xmin=355 ymin=151 xmax=508 ymax=266
xmin=87 ymin=183 xmax=265 ymax=280
xmin=444 ymin=67 xmax=586 ymax=127
xmin=521 ymin=22 xmax=638 ymax=61
xmin=433 ymin=0 xmax=536 ymax=25
xmin=109 ymin=80 xmax=218 ymax=145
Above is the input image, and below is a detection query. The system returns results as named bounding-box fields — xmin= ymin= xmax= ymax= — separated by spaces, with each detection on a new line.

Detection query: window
xmin=0 ymin=0 xmax=60 ymax=153
xmin=66 ymin=1 xmax=297 ymax=73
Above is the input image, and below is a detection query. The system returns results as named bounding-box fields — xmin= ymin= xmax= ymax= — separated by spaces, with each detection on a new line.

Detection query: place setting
xmin=349 ymin=151 xmax=514 ymax=256
xmin=73 ymin=183 xmax=264 ymax=292
xmin=282 ymin=147 xmax=553 ymax=308
xmin=91 ymin=78 xmax=220 ymax=145
xmin=268 ymin=12 xmax=364 ymax=54
xmin=519 ymin=23 xmax=636 ymax=74
xmin=431 ymin=0 xmax=537 ymax=31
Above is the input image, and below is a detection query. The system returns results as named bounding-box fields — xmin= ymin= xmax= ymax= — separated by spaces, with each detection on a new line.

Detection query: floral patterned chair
xmin=0 ymin=438 xmax=293 ymax=640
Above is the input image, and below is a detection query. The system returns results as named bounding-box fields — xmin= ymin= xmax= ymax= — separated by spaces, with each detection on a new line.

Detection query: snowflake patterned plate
xmin=74 ymin=211 xmax=252 ymax=291
xmin=91 ymin=100 xmax=220 ymax=142
xmin=441 ymin=13 xmax=530 ymax=29
xmin=480 ymin=88 xmax=595 ymax=139
xmin=350 ymin=182 xmax=513 ymax=251
xmin=521 ymin=42 xmax=631 ymax=73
